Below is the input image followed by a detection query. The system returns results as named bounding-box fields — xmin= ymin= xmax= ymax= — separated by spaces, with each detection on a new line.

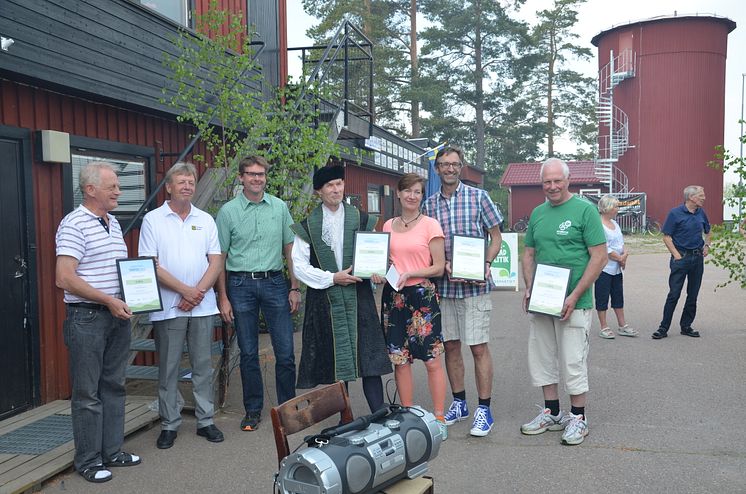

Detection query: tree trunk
xmin=546 ymin=26 xmax=555 ymax=157
xmin=474 ymin=0 xmax=486 ymax=169
xmin=410 ymin=0 xmax=420 ymax=137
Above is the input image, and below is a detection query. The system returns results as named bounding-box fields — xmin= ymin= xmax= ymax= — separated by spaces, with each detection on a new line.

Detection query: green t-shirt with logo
xmin=524 ymin=195 xmax=606 ymax=309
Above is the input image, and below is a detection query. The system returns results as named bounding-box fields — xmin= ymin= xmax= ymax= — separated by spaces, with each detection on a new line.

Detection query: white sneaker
xmin=520 ymin=406 xmax=568 ymax=435
xmin=561 ymin=413 xmax=589 ymax=445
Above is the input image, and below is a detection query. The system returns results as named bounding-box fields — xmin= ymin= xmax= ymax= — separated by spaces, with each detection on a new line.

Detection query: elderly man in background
xmin=521 ymin=158 xmax=607 ymax=446
xmin=652 ymin=185 xmax=711 ymax=340
xmin=56 ymin=162 xmax=141 ymax=483
xmin=138 ymin=162 xmax=224 ymax=449
xmin=216 ymin=155 xmax=300 ymax=432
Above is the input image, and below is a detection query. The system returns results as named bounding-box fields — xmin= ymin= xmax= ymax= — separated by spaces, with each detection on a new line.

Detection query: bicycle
xmin=512 ymin=215 xmax=529 ymax=233
xmin=628 ymin=213 xmax=661 ymax=235
xmin=645 ymin=216 xmax=662 ymax=234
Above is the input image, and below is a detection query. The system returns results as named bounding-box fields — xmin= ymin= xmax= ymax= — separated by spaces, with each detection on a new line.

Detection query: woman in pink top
xmin=374 ymin=173 xmax=448 ymax=438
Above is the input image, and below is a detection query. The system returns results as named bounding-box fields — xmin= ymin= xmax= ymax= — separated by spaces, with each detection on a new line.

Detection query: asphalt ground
xmin=42 ymin=252 xmax=746 ymax=493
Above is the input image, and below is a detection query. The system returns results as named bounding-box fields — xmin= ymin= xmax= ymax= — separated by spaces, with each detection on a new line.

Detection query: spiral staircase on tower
xmin=595 ymin=49 xmax=636 ymax=194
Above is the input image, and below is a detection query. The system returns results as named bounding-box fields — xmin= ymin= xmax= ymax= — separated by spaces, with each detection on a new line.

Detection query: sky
xmin=285 ymin=0 xmax=745 ymax=185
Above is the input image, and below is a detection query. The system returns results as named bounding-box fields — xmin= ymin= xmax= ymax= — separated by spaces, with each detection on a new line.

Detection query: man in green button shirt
xmin=216 ymin=155 xmax=301 ymax=431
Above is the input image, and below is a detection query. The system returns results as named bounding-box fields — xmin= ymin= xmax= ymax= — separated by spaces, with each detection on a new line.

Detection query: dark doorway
xmin=0 ymin=132 xmax=35 ymax=419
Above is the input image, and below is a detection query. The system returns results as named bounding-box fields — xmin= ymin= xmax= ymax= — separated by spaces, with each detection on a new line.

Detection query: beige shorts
xmin=440 ymin=293 xmax=492 ymax=345
xmin=527 ymin=309 xmax=591 ymax=395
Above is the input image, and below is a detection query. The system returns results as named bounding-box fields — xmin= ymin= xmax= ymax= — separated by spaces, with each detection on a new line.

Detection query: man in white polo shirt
xmin=56 ymin=162 xmax=141 ymax=483
xmin=138 ymin=162 xmax=224 ymax=449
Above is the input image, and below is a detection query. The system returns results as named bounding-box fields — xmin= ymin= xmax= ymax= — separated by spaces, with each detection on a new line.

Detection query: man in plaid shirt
xmin=423 ymin=145 xmax=503 ymax=437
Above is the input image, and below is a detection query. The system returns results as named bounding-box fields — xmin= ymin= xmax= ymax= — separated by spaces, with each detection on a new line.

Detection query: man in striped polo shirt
xmin=216 ymin=155 xmax=300 ymax=432
xmin=56 ymin=162 xmax=141 ymax=483
xmin=423 ymin=146 xmax=503 ymax=437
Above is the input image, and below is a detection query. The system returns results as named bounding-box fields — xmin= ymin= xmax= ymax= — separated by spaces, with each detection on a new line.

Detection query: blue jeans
xmin=658 ymin=254 xmax=704 ymax=331
xmin=63 ymin=306 xmax=130 ymax=472
xmin=227 ymin=272 xmax=296 ymax=414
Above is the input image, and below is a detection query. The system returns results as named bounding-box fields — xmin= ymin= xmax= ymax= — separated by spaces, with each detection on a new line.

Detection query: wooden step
xmin=125 ymin=365 xmax=198 ymax=382
xmin=130 ymin=339 xmax=224 ymax=355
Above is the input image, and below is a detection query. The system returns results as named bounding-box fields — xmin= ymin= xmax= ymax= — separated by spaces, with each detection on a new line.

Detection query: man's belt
xmin=679 ymin=248 xmax=703 ymax=256
xmin=229 ymin=270 xmax=283 ymax=279
xmin=67 ymin=302 xmax=109 ymax=311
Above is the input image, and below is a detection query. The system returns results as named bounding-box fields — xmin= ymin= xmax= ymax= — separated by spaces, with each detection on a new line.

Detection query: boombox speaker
xmin=277 ymin=405 xmax=442 ymax=494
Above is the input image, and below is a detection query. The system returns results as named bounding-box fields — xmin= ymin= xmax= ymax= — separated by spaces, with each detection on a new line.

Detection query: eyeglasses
xmin=242 ymin=172 xmax=266 ymax=178
xmin=438 ymin=161 xmax=462 ymax=169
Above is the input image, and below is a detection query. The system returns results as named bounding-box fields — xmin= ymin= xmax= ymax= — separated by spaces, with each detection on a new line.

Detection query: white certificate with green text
xmin=527 ymin=263 xmax=571 ymax=318
xmin=116 ymin=257 xmax=163 ymax=314
xmin=352 ymin=232 xmax=390 ymax=278
xmin=450 ymin=235 xmax=486 ymax=281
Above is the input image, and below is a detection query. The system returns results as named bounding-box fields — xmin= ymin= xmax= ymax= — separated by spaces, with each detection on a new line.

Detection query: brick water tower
xmin=591 ymin=15 xmax=736 ymax=224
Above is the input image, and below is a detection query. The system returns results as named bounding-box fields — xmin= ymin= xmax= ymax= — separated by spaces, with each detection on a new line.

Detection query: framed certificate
xmin=450 ymin=234 xmax=486 ymax=281
xmin=352 ymin=232 xmax=390 ymax=278
xmin=527 ymin=263 xmax=571 ymax=318
xmin=116 ymin=257 xmax=163 ymax=314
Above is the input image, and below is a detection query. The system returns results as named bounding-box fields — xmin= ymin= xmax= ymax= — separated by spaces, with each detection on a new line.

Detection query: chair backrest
xmin=270 ymin=381 xmax=354 ymax=466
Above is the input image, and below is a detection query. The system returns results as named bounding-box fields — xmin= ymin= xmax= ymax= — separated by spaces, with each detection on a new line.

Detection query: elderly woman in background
xmin=594 ymin=195 xmax=637 ymax=339
xmin=373 ymin=173 xmax=448 ymax=439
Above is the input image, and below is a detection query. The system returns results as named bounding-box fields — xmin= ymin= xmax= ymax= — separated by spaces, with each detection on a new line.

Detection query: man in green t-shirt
xmin=520 ymin=158 xmax=607 ymax=446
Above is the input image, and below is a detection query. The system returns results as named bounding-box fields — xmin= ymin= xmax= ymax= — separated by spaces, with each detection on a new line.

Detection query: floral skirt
xmin=381 ymin=281 xmax=444 ymax=365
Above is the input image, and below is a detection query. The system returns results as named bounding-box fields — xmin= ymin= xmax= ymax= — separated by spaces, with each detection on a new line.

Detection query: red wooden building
xmin=500 ymin=161 xmax=606 ymax=227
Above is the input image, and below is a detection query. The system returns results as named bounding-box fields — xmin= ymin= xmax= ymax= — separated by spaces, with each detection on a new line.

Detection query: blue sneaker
xmin=444 ymin=399 xmax=469 ymax=425
xmin=470 ymin=405 xmax=493 ymax=437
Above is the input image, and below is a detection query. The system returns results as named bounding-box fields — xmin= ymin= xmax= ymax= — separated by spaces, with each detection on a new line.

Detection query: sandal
xmin=617 ymin=324 xmax=638 ymax=337
xmin=599 ymin=327 xmax=615 ymax=339
xmin=80 ymin=465 xmax=112 ymax=483
xmin=105 ymin=451 xmax=141 ymax=467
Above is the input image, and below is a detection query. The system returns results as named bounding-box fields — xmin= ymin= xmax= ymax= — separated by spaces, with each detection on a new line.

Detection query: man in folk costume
xmin=291 ymin=165 xmax=392 ymax=412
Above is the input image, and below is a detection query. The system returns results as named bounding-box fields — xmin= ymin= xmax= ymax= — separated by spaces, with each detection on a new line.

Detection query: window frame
xmin=131 ymin=0 xmax=196 ymax=29
xmin=63 ymin=136 xmax=157 ymax=229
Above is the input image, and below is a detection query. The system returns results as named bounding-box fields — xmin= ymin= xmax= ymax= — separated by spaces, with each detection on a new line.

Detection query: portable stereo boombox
xmin=276 ymin=405 xmax=442 ymax=494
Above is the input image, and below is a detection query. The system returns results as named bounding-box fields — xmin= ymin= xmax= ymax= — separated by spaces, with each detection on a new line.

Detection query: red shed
xmin=501 ymin=161 xmax=606 ymax=228
xmin=591 ymin=15 xmax=735 ymax=225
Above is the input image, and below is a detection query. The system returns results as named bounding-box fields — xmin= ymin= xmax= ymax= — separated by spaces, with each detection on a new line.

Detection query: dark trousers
xmin=64 ymin=306 xmax=130 ymax=472
xmin=227 ymin=272 xmax=296 ymax=414
xmin=658 ymin=254 xmax=704 ymax=332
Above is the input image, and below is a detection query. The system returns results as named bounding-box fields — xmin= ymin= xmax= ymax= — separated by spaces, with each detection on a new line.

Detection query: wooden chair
xmin=270 ymin=381 xmax=434 ymax=494
xmin=270 ymin=381 xmax=354 ymax=467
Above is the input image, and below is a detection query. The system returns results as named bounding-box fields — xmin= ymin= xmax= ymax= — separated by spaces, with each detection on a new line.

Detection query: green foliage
xmin=706 ymin=128 xmax=746 ymax=289
xmin=161 ymin=1 xmax=339 ymax=220
xmin=418 ymin=0 xmax=543 ymax=204
xmin=527 ymin=0 xmax=596 ymax=158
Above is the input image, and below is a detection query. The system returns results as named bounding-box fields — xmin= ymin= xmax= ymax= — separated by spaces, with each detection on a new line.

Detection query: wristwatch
xmin=289 ymin=288 xmax=301 ymax=293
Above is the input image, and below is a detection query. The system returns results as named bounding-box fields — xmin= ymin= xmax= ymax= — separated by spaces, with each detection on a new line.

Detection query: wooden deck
xmin=0 ymin=397 xmax=158 ymax=494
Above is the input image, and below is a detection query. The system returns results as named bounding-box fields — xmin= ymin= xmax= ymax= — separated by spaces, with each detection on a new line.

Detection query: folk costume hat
xmin=313 ymin=165 xmax=345 ymax=190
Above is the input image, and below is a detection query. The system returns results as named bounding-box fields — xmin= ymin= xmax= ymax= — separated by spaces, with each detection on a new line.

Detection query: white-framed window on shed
xmin=367 ymin=185 xmax=381 ymax=213
xmin=579 ymin=188 xmax=602 ymax=197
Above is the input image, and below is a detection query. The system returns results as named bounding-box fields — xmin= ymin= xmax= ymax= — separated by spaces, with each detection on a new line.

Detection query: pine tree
xmin=418 ymin=0 xmax=541 ymax=171
xmin=528 ymin=0 xmax=596 ymax=158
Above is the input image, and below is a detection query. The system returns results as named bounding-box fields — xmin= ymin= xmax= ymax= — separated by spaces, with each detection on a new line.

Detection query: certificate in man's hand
xmin=527 ymin=263 xmax=571 ymax=318
xmin=116 ymin=257 xmax=163 ymax=314
xmin=450 ymin=235 xmax=486 ymax=281
xmin=352 ymin=232 xmax=390 ymax=279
